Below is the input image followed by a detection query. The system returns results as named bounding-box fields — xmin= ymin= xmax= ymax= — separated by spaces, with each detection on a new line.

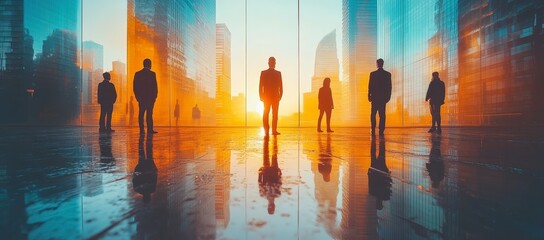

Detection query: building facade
xmin=216 ymin=23 xmax=232 ymax=125
xmin=377 ymin=0 xmax=544 ymax=126
xmin=0 ymin=0 xmax=81 ymax=124
xmin=303 ymin=30 xmax=342 ymax=126
xmin=342 ymin=0 xmax=378 ymax=126
xmin=128 ymin=0 xmax=216 ymax=126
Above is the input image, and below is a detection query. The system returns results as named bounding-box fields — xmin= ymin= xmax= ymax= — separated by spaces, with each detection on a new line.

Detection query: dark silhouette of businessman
xmin=98 ymin=72 xmax=117 ymax=133
xmin=133 ymin=134 xmax=157 ymax=203
xmin=318 ymin=77 xmax=334 ymax=133
xmin=425 ymin=72 xmax=445 ymax=133
xmin=426 ymin=135 xmax=444 ymax=188
xmin=258 ymin=136 xmax=282 ymax=215
xmin=259 ymin=57 xmax=283 ymax=136
xmin=368 ymin=137 xmax=392 ymax=210
xmin=133 ymin=58 xmax=158 ymax=134
xmin=368 ymin=58 xmax=392 ymax=136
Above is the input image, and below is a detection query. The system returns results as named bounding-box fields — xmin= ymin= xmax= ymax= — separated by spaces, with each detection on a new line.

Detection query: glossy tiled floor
xmin=1 ymin=127 xmax=544 ymax=239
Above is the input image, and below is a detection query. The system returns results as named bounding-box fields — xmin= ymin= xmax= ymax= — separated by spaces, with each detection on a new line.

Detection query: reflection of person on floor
xmin=426 ymin=135 xmax=444 ymax=188
xmin=99 ymin=133 xmax=114 ymax=163
xmin=317 ymin=78 xmax=334 ymax=133
xmin=318 ymin=134 xmax=332 ymax=182
xmin=368 ymin=137 xmax=392 ymax=210
xmin=133 ymin=134 xmax=157 ymax=203
xmin=258 ymin=136 xmax=282 ymax=215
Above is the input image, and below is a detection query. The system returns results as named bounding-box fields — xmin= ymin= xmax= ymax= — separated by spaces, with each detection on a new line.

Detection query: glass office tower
xmin=128 ymin=0 xmax=216 ymax=126
xmin=0 ymin=0 xmax=81 ymax=124
xmin=378 ymin=0 xmax=544 ymax=126
xmin=342 ymin=0 xmax=378 ymax=126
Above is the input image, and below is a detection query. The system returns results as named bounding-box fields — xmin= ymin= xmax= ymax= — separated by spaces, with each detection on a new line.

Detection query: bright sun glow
xmin=255 ymin=102 xmax=264 ymax=116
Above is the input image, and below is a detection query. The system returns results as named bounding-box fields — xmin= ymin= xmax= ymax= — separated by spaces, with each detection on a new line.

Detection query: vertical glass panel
xmin=217 ymin=0 xmax=246 ymax=126
xmin=0 ymin=0 xmax=82 ymax=125
xmin=82 ymin=0 xmax=127 ymax=127
xmin=299 ymin=0 xmax=343 ymax=128
xmin=246 ymin=0 xmax=299 ymax=128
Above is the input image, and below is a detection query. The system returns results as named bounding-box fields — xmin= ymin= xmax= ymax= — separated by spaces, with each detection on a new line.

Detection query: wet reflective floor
xmin=1 ymin=127 xmax=544 ymax=239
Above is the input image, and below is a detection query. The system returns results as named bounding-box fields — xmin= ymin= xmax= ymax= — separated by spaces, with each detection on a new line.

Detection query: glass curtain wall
xmin=2 ymin=0 xmax=543 ymax=126
xmin=0 ymin=0 xmax=82 ymax=125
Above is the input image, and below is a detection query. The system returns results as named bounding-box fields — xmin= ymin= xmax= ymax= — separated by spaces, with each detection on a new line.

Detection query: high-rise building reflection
xmin=303 ymin=30 xmax=342 ymax=126
xmin=378 ymin=0 xmax=544 ymax=126
xmin=342 ymin=0 xmax=377 ymax=126
xmin=0 ymin=0 xmax=81 ymax=124
xmin=127 ymin=0 xmax=216 ymax=126
xmin=216 ymin=23 xmax=232 ymax=125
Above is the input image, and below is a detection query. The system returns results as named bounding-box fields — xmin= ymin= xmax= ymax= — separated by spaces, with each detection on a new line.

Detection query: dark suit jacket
xmin=368 ymin=68 xmax=392 ymax=104
xmin=318 ymin=87 xmax=334 ymax=110
xmin=98 ymin=80 xmax=117 ymax=105
xmin=133 ymin=68 xmax=158 ymax=104
xmin=259 ymin=68 xmax=283 ymax=103
xmin=425 ymin=79 xmax=445 ymax=105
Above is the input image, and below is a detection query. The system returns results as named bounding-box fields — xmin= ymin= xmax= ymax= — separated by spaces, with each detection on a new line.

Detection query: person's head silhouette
xmin=268 ymin=56 xmax=276 ymax=69
xmin=376 ymin=58 xmax=384 ymax=68
xmin=323 ymin=77 xmax=331 ymax=88
xmin=432 ymin=71 xmax=439 ymax=79
xmin=143 ymin=58 xmax=152 ymax=69
xmin=103 ymin=72 xmax=111 ymax=81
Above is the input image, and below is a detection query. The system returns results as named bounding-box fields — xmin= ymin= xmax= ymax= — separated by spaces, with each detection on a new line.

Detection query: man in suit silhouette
xmin=133 ymin=59 xmax=158 ymax=134
xmin=368 ymin=58 xmax=392 ymax=136
xmin=259 ymin=57 xmax=283 ymax=136
xmin=98 ymin=72 xmax=117 ymax=133
xmin=425 ymin=72 xmax=446 ymax=133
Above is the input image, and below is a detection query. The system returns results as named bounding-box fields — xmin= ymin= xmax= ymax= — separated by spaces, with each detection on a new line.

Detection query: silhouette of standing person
xmin=368 ymin=58 xmax=392 ymax=137
xmin=133 ymin=58 xmax=158 ymax=135
xmin=98 ymin=72 xmax=117 ymax=133
xmin=258 ymin=136 xmax=282 ymax=215
xmin=174 ymin=99 xmax=180 ymax=126
xmin=317 ymin=77 xmax=334 ymax=133
xmin=192 ymin=104 xmax=200 ymax=125
xmin=133 ymin=134 xmax=157 ymax=203
xmin=368 ymin=137 xmax=392 ymax=210
xmin=259 ymin=57 xmax=283 ymax=136
xmin=426 ymin=135 xmax=444 ymax=188
xmin=425 ymin=71 xmax=445 ymax=133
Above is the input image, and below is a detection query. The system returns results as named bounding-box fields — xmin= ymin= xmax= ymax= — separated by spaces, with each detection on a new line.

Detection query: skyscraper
xmin=128 ymin=0 xmax=216 ymax=126
xmin=303 ymin=30 xmax=341 ymax=125
xmin=216 ymin=23 xmax=232 ymax=125
xmin=0 ymin=0 xmax=81 ymax=124
xmin=377 ymin=0 xmax=544 ymax=126
xmin=82 ymin=41 xmax=104 ymax=107
xmin=342 ymin=0 xmax=377 ymax=125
